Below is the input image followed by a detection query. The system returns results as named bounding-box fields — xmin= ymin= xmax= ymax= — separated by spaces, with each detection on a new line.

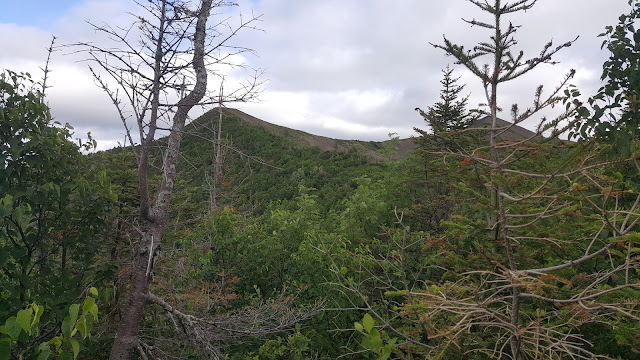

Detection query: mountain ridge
xmin=207 ymin=108 xmax=417 ymax=159
xmin=181 ymin=109 xmax=538 ymax=161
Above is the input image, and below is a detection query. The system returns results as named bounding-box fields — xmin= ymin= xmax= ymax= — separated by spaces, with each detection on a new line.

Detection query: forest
xmin=2 ymin=0 xmax=640 ymax=359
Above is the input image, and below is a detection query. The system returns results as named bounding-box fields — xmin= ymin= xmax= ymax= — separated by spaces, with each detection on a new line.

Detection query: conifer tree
xmin=417 ymin=1 xmax=640 ymax=358
xmin=416 ymin=65 xmax=479 ymax=134
xmin=409 ymin=66 xmax=480 ymax=232
xmin=350 ymin=1 xmax=640 ymax=359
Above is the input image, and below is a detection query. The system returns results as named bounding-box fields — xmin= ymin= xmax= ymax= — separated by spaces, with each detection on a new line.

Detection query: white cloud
xmin=240 ymin=91 xmax=311 ymax=127
xmin=0 ymin=0 xmax=635 ymax=148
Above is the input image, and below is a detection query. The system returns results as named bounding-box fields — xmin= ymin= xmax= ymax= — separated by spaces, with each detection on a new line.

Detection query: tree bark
xmin=108 ymin=1 xmax=213 ymax=359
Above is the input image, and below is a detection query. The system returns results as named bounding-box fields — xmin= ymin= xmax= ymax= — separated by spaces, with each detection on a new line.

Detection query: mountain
xmin=92 ymin=108 xmax=409 ymax=215
xmin=92 ymin=109 xmax=415 ymax=212
xmin=96 ymin=110 xmax=539 ymax=215
xmin=472 ymin=115 xmax=538 ymax=141
xmin=217 ymin=108 xmax=417 ymax=159
xmin=219 ymin=109 xmax=537 ymax=157
xmin=414 ymin=114 xmax=538 ymax=149
xmin=177 ymin=109 xmax=538 ymax=163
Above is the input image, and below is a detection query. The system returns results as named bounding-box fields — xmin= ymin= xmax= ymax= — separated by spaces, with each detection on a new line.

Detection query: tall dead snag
xmin=77 ymin=1 xmax=263 ymax=359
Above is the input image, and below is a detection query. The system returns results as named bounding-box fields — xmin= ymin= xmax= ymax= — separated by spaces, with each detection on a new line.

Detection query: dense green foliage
xmin=0 ymin=289 xmax=99 ymax=360
xmin=577 ymin=0 xmax=640 ymax=157
xmin=3 ymin=1 xmax=640 ymax=359
xmin=89 ymin=111 xmax=413 ymax=358
xmin=0 ymin=71 xmax=113 ymax=359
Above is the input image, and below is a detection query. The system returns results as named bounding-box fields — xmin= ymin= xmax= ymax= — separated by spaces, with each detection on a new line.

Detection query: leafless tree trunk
xmin=107 ymin=2 xmax=214 ymax=358
xmin=208 ymin=84 xmax=226 ymax=214
xmin=76 ymin=1 xmax=263 ymax=359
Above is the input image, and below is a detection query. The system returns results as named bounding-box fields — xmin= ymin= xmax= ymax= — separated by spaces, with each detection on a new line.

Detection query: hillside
xmin=96 ymin=109 xmax=539 ymax=216
xmin=10 ymin=97 xmax=640 ymax=360
xmin=473 ymin=115 xmax=538 ymax=141
xmin=5 ymin=1 xmax=640 ymax=359
xmin=214 ymin=108 xmax=417 ymax=159
xmin=92 ymin=108 xmax=412 ymax=219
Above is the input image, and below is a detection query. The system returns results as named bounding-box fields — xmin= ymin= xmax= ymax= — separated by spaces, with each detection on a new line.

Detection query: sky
xmin=0 ymin=0 xmax=633 ymax=150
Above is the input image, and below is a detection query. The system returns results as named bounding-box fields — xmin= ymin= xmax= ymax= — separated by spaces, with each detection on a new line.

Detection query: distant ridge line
xmin=215 ymin=108 xmax=416 ymax=159
xmin=200 ymin=110 xmax=536 ymax=160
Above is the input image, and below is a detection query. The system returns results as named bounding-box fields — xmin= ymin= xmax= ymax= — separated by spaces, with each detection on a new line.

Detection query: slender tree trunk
xmin=210 ymin=102 xmax=223 ymax=213
xmin=488 ymin=2 xmax=521 ymax=357
xmin=108 ymin=2 xmax=213 ymax=359
xmin=108 ymin=230 xmax=160 ymax=359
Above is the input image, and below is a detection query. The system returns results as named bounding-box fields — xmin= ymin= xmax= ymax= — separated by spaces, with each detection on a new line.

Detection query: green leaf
xmin=369 ymin=335 xmax=383 ymax=352
xmin=361 ymin=335 xmax=372 ymax=350
xmin=75 ymin=315 xmax=87 ymax=339
xmin=69 ymin=304 xmax=79 ymax=325
xmin=37 ymin=347 xmax=51 ymax=360
xmin=16 ymin=308 xmax=33 ymax=333
xmin=89 ymin=287 xmax=98 ymax=296
xmin=89 ymin=303 xmax=98 ymax=321
xmin=381 ymin=346 xmax=392 ymax=360
xmin=33 ymin=305 xmax=44 ymax=326
xmin=47 ymin=336 xmax=62 ymax=350
xmin=4 ymin=317 xmax=21 ymax=341
xmin=354 ymin=322 xmax=363 ymax=333
xmin=82 ymin=297 xmax=95 ymax=317
xmin=69 ymin=338 xmax=80 ymax=359
xmin=362 ymin=314 xmax=374 ymax=333
xmin=61 ymin=317 xmax=72 ymax=338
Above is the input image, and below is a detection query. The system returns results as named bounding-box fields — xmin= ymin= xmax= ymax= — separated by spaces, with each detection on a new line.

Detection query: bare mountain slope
xmin=473 ymin=115 xmax=538 ymax=142
xmin=221 ymin=108 xmax=416 ymax=159
xmin=212 ymin=110 xmax=536 ymax=159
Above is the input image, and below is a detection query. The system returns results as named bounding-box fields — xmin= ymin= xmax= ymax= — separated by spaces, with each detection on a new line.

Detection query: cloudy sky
xmin=0 ymin=0 xmax=632 ymax=149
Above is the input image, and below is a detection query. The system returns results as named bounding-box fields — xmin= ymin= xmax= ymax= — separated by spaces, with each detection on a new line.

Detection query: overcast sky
xmin=0 ymin=0 xmax=633 ymax=150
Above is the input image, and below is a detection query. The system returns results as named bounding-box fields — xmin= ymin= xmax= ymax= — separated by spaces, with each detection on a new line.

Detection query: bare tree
xmin=73 ymin=1 xmax=292 ymax=359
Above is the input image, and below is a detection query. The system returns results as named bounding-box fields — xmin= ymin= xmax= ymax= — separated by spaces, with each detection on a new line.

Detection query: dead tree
xmin=74 ymin=1 xmax=280 ymax=359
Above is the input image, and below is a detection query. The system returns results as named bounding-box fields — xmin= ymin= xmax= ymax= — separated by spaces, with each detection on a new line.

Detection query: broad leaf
xmin=362 ymin=314 xmax=374 ymax=333
xmin=3 ymin=317 xmax=20 ymax=341
xmin=16 ymin=308 xmax=33 ymax=334
xmin=354 ymin=322 xmax=363 ymax=333
xmin=69 ymin=338 xmax=80 ymax=359
xmin=68 ymin=304 xmax=79 ymax=325
xmin=82 ymin=297 xmax=95 ymax=318
xmin=75 ymin=315 xmax=87 ymax=339
xmin=61 ymin=317 xmax=72 ymax=339
xmin=33 ymin=305 xmax=44 ymax=326
xmin=37 ymin=348 xmax=51 ymax=360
